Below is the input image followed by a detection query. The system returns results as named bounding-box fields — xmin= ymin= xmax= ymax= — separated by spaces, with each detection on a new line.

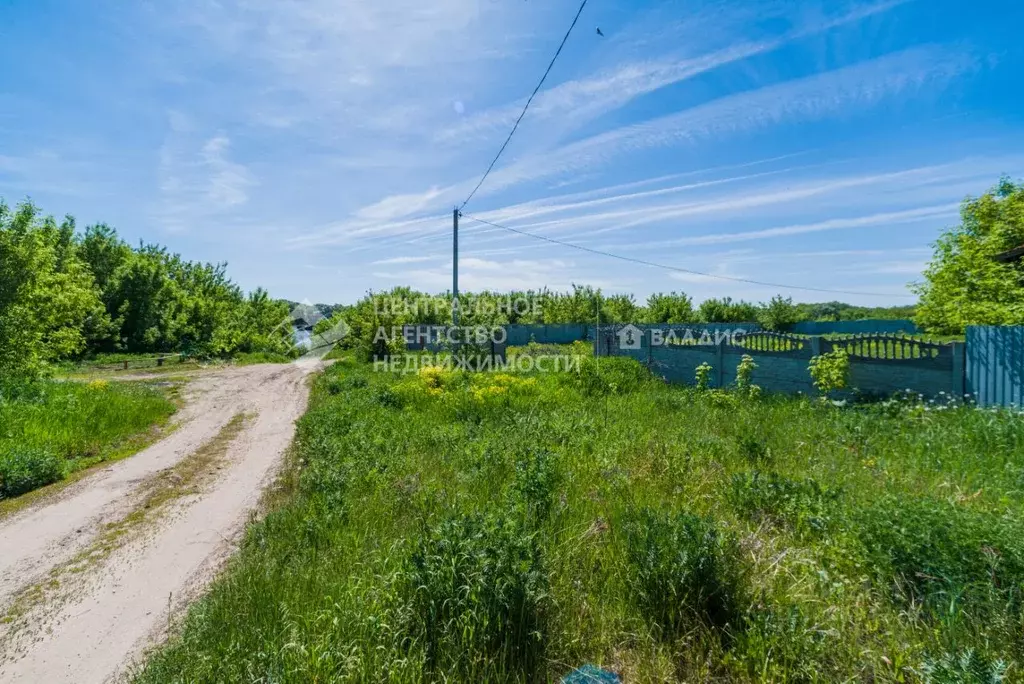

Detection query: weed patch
xmin=0 ymin=446 xmax=64 ymax=498
xmin=729 ymin=471 xmax=838 ymax=534
xmin=571 ymin=356 xmax=652 ymax=396
xmin=621 ymin=507 xmax=744 ymax=637
xmin=407 ymin=512 xmax=549 ymax=678
xmin=856 ymin=496 xmax=1024 ymax=614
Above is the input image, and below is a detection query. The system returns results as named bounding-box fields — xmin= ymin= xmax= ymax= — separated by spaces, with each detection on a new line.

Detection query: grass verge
xmin=0 ymin=379 xmax=178 ymax=506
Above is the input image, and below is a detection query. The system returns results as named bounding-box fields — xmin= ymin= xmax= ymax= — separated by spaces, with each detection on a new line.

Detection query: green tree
xmin=698 ymin=297 xmax=759 ymax=323
xmin=642 ymin=292 xmax=695 ymax=324
xmin=0 ymin=201 xmax=106 ymax=378
xmin=758 ymin=295 xmax=799 ymax=331
xmin=914 ymin=178 xmax=1024 ymax=333
xmin=601 ymin=294 xmax=639 ymax=323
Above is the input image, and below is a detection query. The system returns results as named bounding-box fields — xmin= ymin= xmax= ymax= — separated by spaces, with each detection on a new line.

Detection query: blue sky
xmin=2 ymin=0 xmax=1022 ymax=306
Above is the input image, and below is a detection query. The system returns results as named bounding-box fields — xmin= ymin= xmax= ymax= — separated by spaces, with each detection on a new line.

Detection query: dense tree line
xmin=1 ymin=200 xmax=293 ymax=379
xmin=316 ymin=285 xmax=916 ymax=360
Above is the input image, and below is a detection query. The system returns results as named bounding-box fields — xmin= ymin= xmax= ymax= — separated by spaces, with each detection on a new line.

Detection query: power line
xmin=461 ymin=213 xmax=914 ymax=299
xmin=460 ymin=0 xmax=589 ymax=211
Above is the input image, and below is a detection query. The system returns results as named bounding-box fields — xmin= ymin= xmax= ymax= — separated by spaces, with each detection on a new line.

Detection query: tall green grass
xmin=0 ymin=379 xmax=176 ymax=499
xmin=137 ymin=358 xmax=1024 ymax=683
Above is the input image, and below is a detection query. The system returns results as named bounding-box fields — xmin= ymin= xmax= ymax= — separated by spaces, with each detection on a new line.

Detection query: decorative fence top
xmin=823 ymin=333 xmax=949 ymax=362
xmin=598 ymin=325 xmax=957 ymax=372
xmin=732 ymin=331 xmax=806 ymax=354
xmin=788 ymin=319 xmax=920 ymax=335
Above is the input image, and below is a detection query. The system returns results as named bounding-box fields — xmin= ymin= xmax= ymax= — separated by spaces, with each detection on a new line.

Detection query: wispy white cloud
xmin=157 ymin=117 xmax=257 ymax=232
xmin=371 ymin=255 xmax=440 ymax=265
xmin=372 ymin=256 xmax=587 ymax=293
xmin=299 ymin=43 xmax=975 ymax=243
xmin=472 ymin=47 xmax=977 ymax=198
xmin=0 ymin=150 xmax=103 ymax=198
xmin=605 ymin=204 xmax=960 ymax=249
xmin=436 ymin=0 xmax=908 ymax=146
xmin=356 ymin=188 xmax=445 ymax=222
xmin=466 ymin=164 xmax=969 ymax=240
xmin=200 ymin=135 xmax=254 ymax=208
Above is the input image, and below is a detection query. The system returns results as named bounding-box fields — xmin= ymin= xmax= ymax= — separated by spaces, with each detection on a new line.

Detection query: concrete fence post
xmin=810 ymin=336 xmax=822 ymax=358
xmin=715 ymin=338 xmax=725 ymax=388
xmin=951 ymin=341 xmax=966 ymax=399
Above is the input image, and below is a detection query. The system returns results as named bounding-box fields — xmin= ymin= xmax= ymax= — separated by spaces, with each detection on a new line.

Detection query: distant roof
xmin=994 ymin=244 xmax=1024 ymax=263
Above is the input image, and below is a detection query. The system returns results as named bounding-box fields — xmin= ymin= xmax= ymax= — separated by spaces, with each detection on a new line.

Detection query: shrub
xmin=729 ymin=471 xmax=838 ymax=534
xmin=407 ymin=512 xmax=549 ymax=677
xmin=0 ymin=445 xmax=64 ymax=499
xmin=233 ymin=351 xmax=294 ymax=365
xmin=372 ymin=385 xmax=404 ymax=408
xmin=324 ymin=376 xmax=346 ymax=395
xmin=735 ymin=354 xmax=761 ymax=398
xmin=573 ymin=356 xmax=651 ymax=396
xmin=809 ymin=348 xmax=850 ymax=399
xmin=621 ymin=507 xmax=744 ymax=636
xmin=695 ymin=362 xmax=713 ymax=390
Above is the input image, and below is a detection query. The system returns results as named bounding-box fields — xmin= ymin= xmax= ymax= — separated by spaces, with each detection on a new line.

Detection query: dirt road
xmin=0 ymin=360 xmax=323 ymax=683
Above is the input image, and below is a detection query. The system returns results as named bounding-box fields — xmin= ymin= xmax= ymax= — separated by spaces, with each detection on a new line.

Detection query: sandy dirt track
xmin=0 ymin=359 xmax=323 ymax=683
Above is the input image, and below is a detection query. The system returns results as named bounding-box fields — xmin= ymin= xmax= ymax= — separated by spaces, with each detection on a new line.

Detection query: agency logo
xmin=616 ymin=324 xmax=643 ymax=351
xmin=271 ymin=300 xmax=349 ymax=355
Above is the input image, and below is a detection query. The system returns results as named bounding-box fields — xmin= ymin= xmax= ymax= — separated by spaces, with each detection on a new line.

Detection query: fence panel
xmin=823 ymin=334 xmax=951 ymax=366
xmin=733 ymin=331 xmax=807 ymax=355
xmin=600 ymin=324 xmax=963 ymax=399
xmin=789 ymin=319 xmax=920 ymax=335
xmin=505 ymin=324 xmax=590 ymax=346
xmin=966 ymin=326 xmax=1024 ymax=407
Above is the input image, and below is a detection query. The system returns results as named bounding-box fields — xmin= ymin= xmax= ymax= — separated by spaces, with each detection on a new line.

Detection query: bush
xmin=729 ymin=471 xmax=838 ymax=534
xmin=372 ymin=385 xmax=404 ymax=408
xmin=232 ymin=351 xmax=294 ymax=365
xmin=735 ymin=354 xmax=761 ymax=398
xmin=621 ymin=507 xmax=744 ymax=636
xmin=573 ymin=356 xmax=651 ymax=396
xmin=695 ymin=362 xmax=713 ymax=390
xmin=0 ymin=445 xmax=64 ymax=498
xmin=809 ymin=348 xmax=850 ymax=398
xmin=407 ymin=512 xmax=549 ymax=677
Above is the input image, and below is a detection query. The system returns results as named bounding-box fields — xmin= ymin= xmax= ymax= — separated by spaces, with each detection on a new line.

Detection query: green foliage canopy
xmin=914 ymin=178 xmax=1024 ymax=333
xmin=1 ymin=198 xmax=293 ymax=379
xmin=0 ymin=202 xmax=107 ymax=377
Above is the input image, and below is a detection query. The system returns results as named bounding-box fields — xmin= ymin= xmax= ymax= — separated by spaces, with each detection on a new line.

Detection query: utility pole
xmin=452 ymin=207 xmax=459 ymax=327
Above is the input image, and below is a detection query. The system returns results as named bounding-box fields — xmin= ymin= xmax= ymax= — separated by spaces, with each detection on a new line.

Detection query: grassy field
xmin=137 ymin=356 xmax=1024 ymax=683
xmin=0 ymin=379 xmax=177 ymax=503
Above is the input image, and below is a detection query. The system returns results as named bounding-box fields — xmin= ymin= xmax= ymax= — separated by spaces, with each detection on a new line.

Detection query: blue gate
xmin=966 ymin=326 xmax=1024 ymax=407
